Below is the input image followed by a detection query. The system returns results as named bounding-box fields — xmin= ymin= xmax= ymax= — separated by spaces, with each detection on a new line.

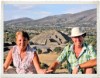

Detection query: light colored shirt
xmin=12 ymin=45 xmax=37 ymax=74
xmin=57 ymin=43 xmax=96 ymax=74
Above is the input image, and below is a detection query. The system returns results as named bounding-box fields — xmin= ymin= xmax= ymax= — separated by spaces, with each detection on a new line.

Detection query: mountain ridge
xmin=4 ymin=8 xmax=97 ymax=28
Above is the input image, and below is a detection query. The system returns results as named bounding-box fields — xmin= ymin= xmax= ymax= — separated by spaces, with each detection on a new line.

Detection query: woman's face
xmin=71 ymin=36 xmax=84 ymax=47
xmin=16 ymin=34 xmax=29 ymax=51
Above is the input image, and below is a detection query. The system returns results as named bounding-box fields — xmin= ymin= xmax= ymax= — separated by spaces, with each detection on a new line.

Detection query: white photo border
xmin=0 ymin=0 xmax=100 ymax=78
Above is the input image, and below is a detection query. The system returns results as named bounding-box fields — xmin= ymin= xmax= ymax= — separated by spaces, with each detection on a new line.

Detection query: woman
xmin=4 ymin=31 xmax=47 ymax=74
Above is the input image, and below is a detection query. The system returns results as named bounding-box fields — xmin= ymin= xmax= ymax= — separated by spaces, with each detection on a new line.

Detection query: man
xmin=47 ymin=27 xmax=97 ymax=74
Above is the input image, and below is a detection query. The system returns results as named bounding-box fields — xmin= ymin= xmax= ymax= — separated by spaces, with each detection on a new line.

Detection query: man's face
xmin=71 ymin=36 xmax=84 ymax=47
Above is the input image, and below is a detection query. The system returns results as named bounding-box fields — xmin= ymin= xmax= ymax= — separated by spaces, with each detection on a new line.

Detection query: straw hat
xmin=70 ymin=27 xmax=86 ymax=37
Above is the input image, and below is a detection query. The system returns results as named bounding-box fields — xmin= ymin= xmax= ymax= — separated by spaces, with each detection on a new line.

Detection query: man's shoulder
xmin=84 ymin=43 xmax=93 ymax=49
xmin=65 ymin=42 xmax=73 ymax=48
xmin=65 ymin=42 xmax=72 ymax=46
xmin=83 ymin=43 xmax=95 ymax=52
xmin=64 ymin=42 xmax=73 ymax=51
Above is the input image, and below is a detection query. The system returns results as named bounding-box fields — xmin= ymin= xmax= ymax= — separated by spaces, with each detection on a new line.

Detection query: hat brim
xmin=70 ymin=33 xmax=86 ymax=37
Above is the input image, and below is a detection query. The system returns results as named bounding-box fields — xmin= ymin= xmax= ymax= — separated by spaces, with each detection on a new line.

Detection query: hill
xmin=4 ymin=8 xmax=96 ymax=29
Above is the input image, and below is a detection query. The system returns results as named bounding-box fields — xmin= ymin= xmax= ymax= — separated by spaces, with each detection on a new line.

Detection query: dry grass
xmin=38 ymin=52 xmax=68 ymax=74
xmin=38 ymin=52 xmax=58 ymax=66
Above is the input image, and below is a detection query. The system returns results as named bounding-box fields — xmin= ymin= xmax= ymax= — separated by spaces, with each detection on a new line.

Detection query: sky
xmin=3 ymin=4 xmax=96 ymax=21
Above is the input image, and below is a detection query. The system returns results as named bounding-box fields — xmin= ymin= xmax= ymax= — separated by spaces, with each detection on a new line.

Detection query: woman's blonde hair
xmin=16 ymin=31 xmax=30 ymax=40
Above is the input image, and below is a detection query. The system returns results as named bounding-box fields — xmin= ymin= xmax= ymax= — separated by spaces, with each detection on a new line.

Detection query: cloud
xmin=33 ymin=11 xmax=51 ymax=15
xmin=32 ymin=11 xmax=52 ymax=19
xmin=13 ymin=4 xmax=37 ymax=9
xmin=64 ymin=5 xmax=96 ymax=14
xmin=9 ymin=15 xmax=25 ymax=20
xmin=64 ymin=9 xmax=81 ymax=14
xmin=8 ymin=11 xmax=52 ymax=20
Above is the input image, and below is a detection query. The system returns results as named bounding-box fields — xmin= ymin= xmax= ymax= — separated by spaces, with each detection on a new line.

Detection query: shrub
xmin=53 ymin=47 xmax=62 ymax=53
xmin=58 ymin=64 xmax=63 ymax=69
xmin=37 ymin=48 xmax=42 ymax=54
xmin=29 ymin=41 xmax=34 ymax=45
xmin=40 ymin=63 xmax=49 ymax=69
xmin=63 ymin=64 xmax=67 ymax=69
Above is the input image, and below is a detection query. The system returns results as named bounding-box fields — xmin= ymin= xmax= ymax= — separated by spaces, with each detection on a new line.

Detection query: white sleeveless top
xmin=12 ymin=45 xmax=37 ymax=74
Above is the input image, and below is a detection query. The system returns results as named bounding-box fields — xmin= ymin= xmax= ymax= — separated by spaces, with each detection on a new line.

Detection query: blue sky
xmin=3 ymin=4 xmax=96 ymax=21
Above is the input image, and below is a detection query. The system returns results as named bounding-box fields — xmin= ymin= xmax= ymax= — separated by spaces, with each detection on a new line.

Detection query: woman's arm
xmin=32 ymin=52 xmax=46 ymax=74
xmin=47 ymin=61 xmax=60 ymax=73
xmin=3 ymin=48 xmax=13 ymax=72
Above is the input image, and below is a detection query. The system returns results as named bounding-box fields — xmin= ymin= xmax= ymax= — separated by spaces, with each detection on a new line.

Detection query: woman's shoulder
xmin=7 ymin=45 xmax=17 ymax=54
xmin=31 ymin=47 xmax=37 ymax=52
xmin=27 ymin=45 xmax=37 ymax=52
xmin=11 ymin=45 xmax=18 ymax=53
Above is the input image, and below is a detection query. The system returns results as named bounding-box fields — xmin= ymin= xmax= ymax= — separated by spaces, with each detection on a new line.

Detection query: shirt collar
xmin=79 ymin=43 xmax=87 ymax=57
xmin=69 ymin=43 xmax=87 ymax=58
xmin=17 ymin=45 xmax=30 ymax=54
xmin=70 ymin=43 xmax=87 ymax=51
